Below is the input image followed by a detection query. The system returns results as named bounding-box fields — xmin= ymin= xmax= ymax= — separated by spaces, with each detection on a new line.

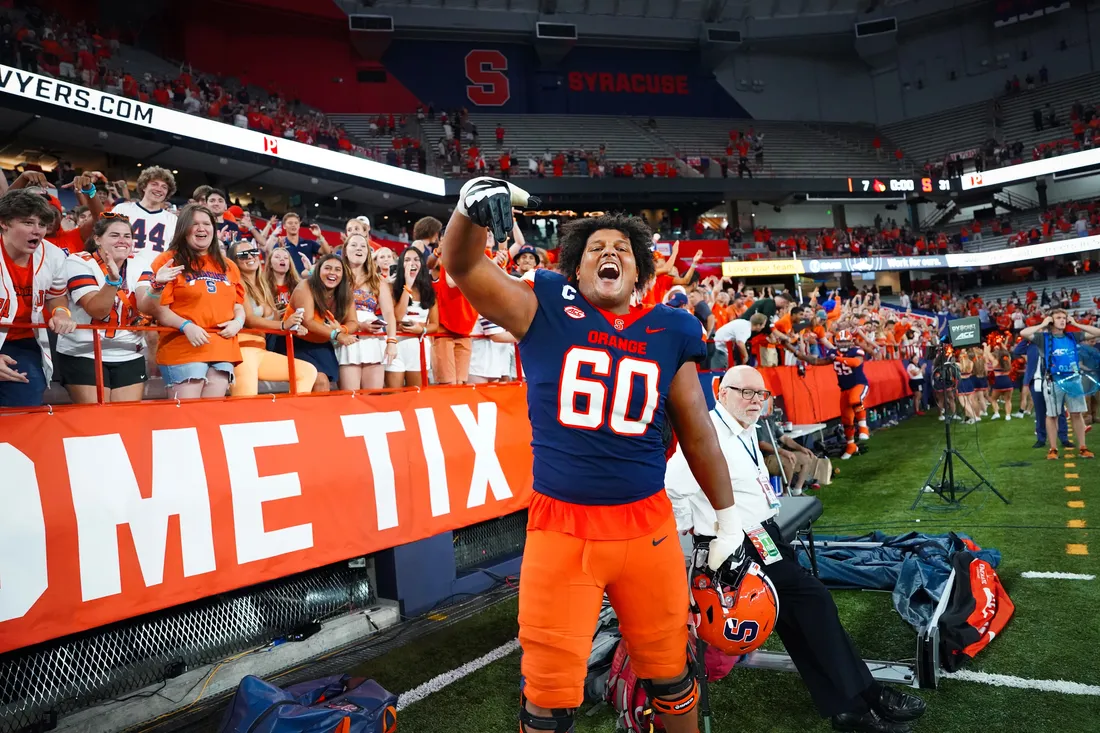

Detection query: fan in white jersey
xmin=56 ymin=215 xmax=150 ymax=403
xmin=111 ymin=166 xmax=178 ymax=267
xmin=385 ymin=245 xmax=439 ymax=388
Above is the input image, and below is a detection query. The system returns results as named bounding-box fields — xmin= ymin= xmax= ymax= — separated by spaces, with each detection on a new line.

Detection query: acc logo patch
xmin=723 ymin=618 xmax=759 ymax=643
xmin=564 ymin=306 xmax=585 ymax=320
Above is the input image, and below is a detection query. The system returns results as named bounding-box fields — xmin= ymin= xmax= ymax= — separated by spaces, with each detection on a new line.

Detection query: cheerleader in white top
xmin=336 ymin=234 xmax=397 ymax=390
xmin=469 ymin=313 xmax=517 ymax=383
xmin=385 ymin=245 xmax=439 ymax=388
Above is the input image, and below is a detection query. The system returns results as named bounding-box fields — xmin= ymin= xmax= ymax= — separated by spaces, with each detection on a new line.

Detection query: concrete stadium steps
xmin=881 ymin=101 xmax=993 ymax=165
xmin=420 ymin=113 xmax=668 ymax=172
xmin=639 ymin=117 xmax=897 ymax=177
xmin=998 ymin=71 xmax=1100 ymax=151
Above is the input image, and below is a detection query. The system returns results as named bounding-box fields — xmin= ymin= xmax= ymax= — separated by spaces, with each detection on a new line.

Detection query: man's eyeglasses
xmin=234 ymin=250 xmax=261 ymax=260
xmin=722 ymin=386 xmax=772 ymax=401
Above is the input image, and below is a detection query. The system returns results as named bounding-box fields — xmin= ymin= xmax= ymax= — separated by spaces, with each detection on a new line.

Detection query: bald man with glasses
xmin=666 ymin=366 xmax=927 ymax=733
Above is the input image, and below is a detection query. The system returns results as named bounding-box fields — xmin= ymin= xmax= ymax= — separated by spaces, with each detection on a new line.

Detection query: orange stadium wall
xmin=0 ymin=385 xmax=534 ymax=655
xmin=759 ymin=362 xmax=913 ymax=425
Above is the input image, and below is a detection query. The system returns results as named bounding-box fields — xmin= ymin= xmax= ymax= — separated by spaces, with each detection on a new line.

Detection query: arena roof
xmin=331 ymin=0 xmax=991 ymax=52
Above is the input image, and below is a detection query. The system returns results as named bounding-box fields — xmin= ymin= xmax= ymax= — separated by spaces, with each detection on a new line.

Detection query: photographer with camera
xmin=1021 ymin=309 xmax=1100 ymax=460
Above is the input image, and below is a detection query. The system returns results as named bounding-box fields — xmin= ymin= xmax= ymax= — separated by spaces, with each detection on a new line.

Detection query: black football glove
xmin=456 ymin=177 xmax=539 ymax=243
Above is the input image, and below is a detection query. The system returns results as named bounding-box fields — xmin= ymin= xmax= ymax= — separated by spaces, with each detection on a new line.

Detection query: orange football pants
xmin=518 ymin=513 xmax=689 ymax=710
xmin=840 ymin=384 xmax=869 ymax=438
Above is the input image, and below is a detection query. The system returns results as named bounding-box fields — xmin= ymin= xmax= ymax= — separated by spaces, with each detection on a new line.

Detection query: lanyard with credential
xmin=714 ymin=408 xmax=760 ymax=467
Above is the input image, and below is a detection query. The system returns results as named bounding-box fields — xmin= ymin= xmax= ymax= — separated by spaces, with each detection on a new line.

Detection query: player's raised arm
xmin=440 ymin=177 xmax=540 ymax=340
xmin=665 ymin=361 xmax=743 ymax=572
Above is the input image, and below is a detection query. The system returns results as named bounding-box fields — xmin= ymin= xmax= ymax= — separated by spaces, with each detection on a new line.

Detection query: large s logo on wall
xmin=465 ymin=49 xmax=511 ymax=106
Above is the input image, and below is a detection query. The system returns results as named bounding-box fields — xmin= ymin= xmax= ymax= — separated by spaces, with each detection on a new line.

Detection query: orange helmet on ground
xmin=690 ymin=559 xmax=779 ymax=656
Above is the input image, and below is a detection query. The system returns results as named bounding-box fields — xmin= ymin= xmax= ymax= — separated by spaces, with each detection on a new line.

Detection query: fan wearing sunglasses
xmin=227 ymin=241 xmax=317 ymax=396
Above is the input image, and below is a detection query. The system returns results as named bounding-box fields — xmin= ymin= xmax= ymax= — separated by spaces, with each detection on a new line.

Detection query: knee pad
xmin=519 ymin=694 xmax=574 ymax=732
xmin=641 ymin=668 xmax=698 ymax=717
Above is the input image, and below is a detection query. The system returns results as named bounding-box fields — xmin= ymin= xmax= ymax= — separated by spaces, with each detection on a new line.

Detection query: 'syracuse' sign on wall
xmin=0 ymin=65 xmax=445 ymax=196
xmin=0 ymin=386 xmax=533 ymax=654
xmin=382 ymin=42 xmax=749 ymax=117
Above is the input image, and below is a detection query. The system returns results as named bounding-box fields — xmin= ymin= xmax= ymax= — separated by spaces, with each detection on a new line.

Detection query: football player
xmin=441 ymin=178 xmax=741 ymax=733
xmin=788 ymin=329 xmax=870 ymax=459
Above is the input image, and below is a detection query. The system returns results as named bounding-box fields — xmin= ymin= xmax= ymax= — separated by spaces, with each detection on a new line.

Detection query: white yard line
xmin=943 ymin=669 xmax=1100 ymax=696
xmin=396 ymin=635 xmax=1100 ymax=711
xmin=1020 ymin=571 xmax=1095 ymax=580
xmin=396 ymin=638 xmax=521 ymax=710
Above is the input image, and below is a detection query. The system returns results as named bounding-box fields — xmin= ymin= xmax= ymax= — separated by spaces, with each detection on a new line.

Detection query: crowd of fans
xmin=2 ymin=154 xmax=1099 ymax=435
xmin=0 ymin=6 xmax=421 ymax=169
xmin=0 ymin=163 xmax=552 ymax=408
xmin=731 ymin=216 xmax=965 ymax=259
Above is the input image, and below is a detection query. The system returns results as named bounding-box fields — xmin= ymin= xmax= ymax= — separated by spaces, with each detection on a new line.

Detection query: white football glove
xmin=455 ymin=177 xmax=538 ymax=244
xmin=707 ymin=506 xmax=747 ymax=572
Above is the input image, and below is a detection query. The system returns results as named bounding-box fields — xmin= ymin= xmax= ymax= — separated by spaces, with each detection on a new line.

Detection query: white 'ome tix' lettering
xmin=0 ymin=405 xmax=512 ymax=623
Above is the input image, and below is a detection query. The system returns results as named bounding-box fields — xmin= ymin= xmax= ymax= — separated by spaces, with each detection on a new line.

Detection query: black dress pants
xmin=745 ymin=520 xmax=874 ymax=717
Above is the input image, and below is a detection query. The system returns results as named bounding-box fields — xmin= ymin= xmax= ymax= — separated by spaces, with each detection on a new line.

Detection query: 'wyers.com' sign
xmin=0 ymin=65 xmax=445 ymax=196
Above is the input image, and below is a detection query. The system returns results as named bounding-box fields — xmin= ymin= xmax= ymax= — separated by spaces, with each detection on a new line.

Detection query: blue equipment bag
xmin=219 ymin=674 xmax=397 ymax=733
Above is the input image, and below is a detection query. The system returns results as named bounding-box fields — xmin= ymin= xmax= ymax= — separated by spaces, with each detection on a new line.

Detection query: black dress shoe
xmin=874 ymin=685 xmax=927 ymax=722
xmin=831 ymin=709 xmax=911 ymax=733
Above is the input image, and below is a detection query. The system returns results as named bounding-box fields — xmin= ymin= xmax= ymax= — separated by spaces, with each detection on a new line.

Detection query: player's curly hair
xmin=556 ymin=213 xmax=656 ymax=293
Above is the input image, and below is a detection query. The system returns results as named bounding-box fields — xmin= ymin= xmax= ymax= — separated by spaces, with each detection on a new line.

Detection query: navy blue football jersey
xmin=829 ymin=346 xmax=868 ymax=390
xmin=518 ymin=269 xmax=707 ymax=505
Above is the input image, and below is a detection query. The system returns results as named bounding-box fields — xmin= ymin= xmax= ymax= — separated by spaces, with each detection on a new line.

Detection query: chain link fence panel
xmin=0 ymin=560 xmax=374 ymax=733
xmin=452 ymin=510 xmax=528 ymax=572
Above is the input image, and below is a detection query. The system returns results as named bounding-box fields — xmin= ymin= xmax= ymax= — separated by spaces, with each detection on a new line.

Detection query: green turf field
xmin=352 ymin=409 xmax=1099 ymax=732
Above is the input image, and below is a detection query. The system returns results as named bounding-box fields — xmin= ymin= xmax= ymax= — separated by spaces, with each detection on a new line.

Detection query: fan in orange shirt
xmin=138 ymin=205 xmax=246 ymax=400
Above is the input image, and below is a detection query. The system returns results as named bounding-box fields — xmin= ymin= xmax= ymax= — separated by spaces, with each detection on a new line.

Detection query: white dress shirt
xmin=665 ymin=402 xmax=778 ymax=535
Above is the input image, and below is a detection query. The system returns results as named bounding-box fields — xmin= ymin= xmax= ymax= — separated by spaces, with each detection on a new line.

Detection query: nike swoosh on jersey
xmin=646 ymin=327 xmax=665 ymax=333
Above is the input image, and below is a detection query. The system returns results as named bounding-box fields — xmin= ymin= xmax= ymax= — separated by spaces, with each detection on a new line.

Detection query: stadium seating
xmin=997 ymin=71 xmax=1100 ymax=152
xmin=883 ymin=71 xmax=1100 ymax=168
xmin=880 ymin=101 xmax=994 ymax=167
xmin=968 ymin=271 xmax=1100 ymax=308
xmin=638 ymin=118 xmax=897 ymax=177
xmin=419 ymin=113 xmax=667 ymax=173
xmin=407 ymin=113 xmax=902 ymax=178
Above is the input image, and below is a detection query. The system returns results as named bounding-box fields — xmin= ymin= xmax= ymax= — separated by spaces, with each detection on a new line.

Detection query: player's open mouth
xmin=26 ymin=237 xmax=41 ymax=248
xmin=597 ymin=261 xmax=620 ymax=281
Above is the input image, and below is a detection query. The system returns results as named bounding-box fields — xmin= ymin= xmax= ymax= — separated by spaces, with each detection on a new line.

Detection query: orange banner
xmin=759 ymin=361 xmax=913 ymax=425
xmin=0 ymin=385 xmax=533 ymax=654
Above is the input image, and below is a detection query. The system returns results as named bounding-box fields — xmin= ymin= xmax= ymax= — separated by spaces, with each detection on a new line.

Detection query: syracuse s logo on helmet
xmin=723 ymin=618 xmax=759 ymax=643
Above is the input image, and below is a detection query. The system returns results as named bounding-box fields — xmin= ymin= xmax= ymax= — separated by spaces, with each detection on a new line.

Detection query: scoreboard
xmin=847 ymin=177 xmax=954 ymax=195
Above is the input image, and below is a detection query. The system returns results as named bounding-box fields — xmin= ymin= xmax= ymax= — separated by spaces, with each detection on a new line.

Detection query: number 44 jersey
xmin=518 ymin=269 xmax=706 ymax=506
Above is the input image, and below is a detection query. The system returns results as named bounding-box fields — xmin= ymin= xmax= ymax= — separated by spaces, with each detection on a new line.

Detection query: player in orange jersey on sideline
xmin=441 ymin=178 xmax=741 ymax=733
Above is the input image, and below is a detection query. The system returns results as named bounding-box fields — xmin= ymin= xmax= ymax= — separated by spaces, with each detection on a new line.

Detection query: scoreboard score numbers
xmin=847 ymin=177 xmax=953 ymax=194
